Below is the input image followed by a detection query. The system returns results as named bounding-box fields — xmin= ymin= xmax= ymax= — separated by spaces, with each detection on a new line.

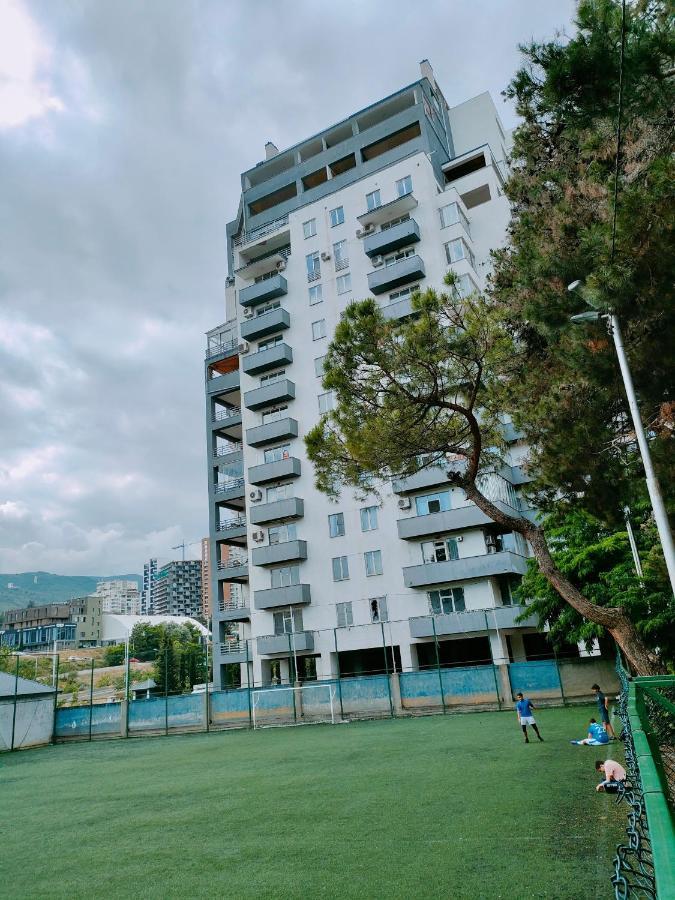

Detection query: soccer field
xmin=1 ymin=706 xmax=624 ymax=899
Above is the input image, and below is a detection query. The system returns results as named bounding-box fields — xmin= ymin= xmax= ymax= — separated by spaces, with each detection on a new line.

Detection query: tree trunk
xmin=462 ymin=482 xmax=664 ymax=676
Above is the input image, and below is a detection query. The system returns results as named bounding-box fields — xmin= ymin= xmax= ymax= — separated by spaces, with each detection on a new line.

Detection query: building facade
xmin=1 ymin=595 xmax=102 ymax=649
xmin=152 ymin=561 xmax=203 ymax=618
xmin=200 ymin=537 xmax=213 ymax=620
xmin=205 ymin=62 xmax=547 ymax=691
xmin=142 ymin=558 xmax=158 ymax=615
xmin=94 ymin=579 xmax=141 ymax=615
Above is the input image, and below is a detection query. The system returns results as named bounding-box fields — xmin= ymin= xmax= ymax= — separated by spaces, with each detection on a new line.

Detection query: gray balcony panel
xmin=207 ymin=370 xmax=240 ymax=397
xmin=217 ymin=603 xmax=250 ymax=622
xmin=257 ymin=631 xmax=314 ymax=655
xmin=214 ymin=518 xmax=247 ymax=545
xmin=217 ymin=561 xmax=249 ymax=582
xmin=211 ymin=409 xmax=242 ymax=438
xmin=410 ymin=604 xmax=535 ymax=638
xmin=397 ymin=501 xmax=518 ymax=539
xmin=240 ymin=307 xmax=290 ymax=341
xmin=254 ymin=583 xmax=312 ymax=610
xmin=368 ymin=254 xmax=425 ymax=295
xmin=242 ymin=343 xmax=293 ymax=376
xmin=251 ymin=540 xmax=308 ymax=567
xmin=382 ymin=297 xmax=416 ymax=321
xmin=213 ymin=480 xmax=245 ymax=505
xmin=244 ymin=378 xmax=295 ymax=411
xmin=246 ymin=418 xmax=299 ymax=447
xmin=364 ymin=218 xmax=421 ymax=258
xmin=393 ymin=466 xmax=449 ymax=494
xmin=248 ymin=457 xmax=301 ymax=485
xmin=215 ymin=643 xmax=249 ymax=664
xmin=403 ymin=551 xmax=529 ymax=588
xmin=249 ymin=497 xmax=304 ymax=525
xmin=239 ymin=274 xmax=288 ymax=308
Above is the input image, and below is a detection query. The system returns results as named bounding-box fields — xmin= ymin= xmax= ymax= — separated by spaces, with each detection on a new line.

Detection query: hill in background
xmin=0 ymin=572 xmax=142 ymax=614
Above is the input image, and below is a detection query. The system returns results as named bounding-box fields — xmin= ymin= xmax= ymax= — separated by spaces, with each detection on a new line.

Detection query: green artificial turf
xmin=0 ymin=706 xmax=624 ymax=899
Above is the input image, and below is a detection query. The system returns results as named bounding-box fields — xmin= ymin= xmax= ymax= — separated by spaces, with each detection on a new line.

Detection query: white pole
xmin=52 ymin=635 xmax=58 ymax=687
xmin=289 ymin=606 xmax=298 ymax=684
xmin=609 ymin=314 xmax=675 ymax=594
xmin=624 ymin=506 xmax=644 ymax=580
xmin=124 ymin=632 xmax=130 ymax=701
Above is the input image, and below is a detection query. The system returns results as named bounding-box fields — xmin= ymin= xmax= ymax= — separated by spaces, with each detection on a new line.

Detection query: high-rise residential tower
xmin=205 ymin=62 xmax=545 ymax=691
xmin=152 ymin=560 xmax=203 ymax=619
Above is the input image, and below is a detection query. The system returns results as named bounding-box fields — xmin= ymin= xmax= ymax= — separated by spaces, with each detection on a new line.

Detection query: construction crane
xmin=170 ymin=540 xmax=201 ymax=562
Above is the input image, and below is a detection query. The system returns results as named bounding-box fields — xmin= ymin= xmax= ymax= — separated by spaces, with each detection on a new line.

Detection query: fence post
xmin=88 ymin=658 xmax=95 ymax=742
xmin=552 ymin=647 xmax=566 ymax=706
xmin=381 ymin=621 xmax=395 ymax=718
xmin=164 ymin=648 xmax=169 ymax=736
xmin=205 ymin=642 xmax=210 ymax=734
xmin=125 ymin=643 xmax=131 ymax=738
xmin=288 ymin=633 xmax=298 ymax=724
xmin=51 ymin=653 xmax=60 ymax=744
xmin=484 ymin=611 xmax=502 ymax=710
xmin=10 ymin=654 xmax=19 ymax=751
xmin=245 ymin=640 xmax=253 ymax=729
xmin=432 ymin=617 xmax=446 ymax=715
xmin=333 ymin=628 xmax=344 ymax=720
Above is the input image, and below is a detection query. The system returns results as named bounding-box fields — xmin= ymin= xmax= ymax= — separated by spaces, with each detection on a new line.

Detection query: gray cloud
xmin=0 ymin=0 xmax=575 ymax=574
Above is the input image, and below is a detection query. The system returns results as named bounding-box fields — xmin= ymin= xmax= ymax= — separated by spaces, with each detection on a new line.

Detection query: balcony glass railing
xmin=217 ymin=515 xmax=247 ymax=532
xmin=232 ymin=215 xmax=289 ymax=248
xmin=213 ymin=407 xmax=241 ymax=423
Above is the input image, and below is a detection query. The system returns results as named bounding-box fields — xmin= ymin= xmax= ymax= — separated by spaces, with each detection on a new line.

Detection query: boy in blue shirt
xmin=570 ymin=717 xmax=610 ymax=745
xmin=515 ymin=692 xmax=544 ymax=743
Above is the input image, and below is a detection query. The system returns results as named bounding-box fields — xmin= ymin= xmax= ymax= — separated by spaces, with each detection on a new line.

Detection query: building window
xmin=306 ymin=251 xmax=321 ymax=281
xmin=318 ymin=391 xmax=335 ymax=414
xmin=261 ymin=405 xmax=288 ymax=424
xmin=428 ymin=587 xmax=465 ymax=614
xmin=369 ymin=596 xmax=388 ymax=623
xmin=333 ymin=239 xmax=348 ymax=271
xmin=271 ymin=565 xmax=300 ymax=588
xmin=360 ymin=506 xmax=378 ymax=532
xmin=329 ymin=206 xmax=344 ymax=227
xmin=263 ymin=444 xmax=290 ymax=463
xmin=268 ymin=523 xmax=298 ymax=545
xmin=255 ymin=300 xmax=281 ymax=317
xmin=314 ymin=356 xmax=325 ymax=377
xmin=259 ymin=369 xmax=285 ymax=385
xmin=421 ymin=537 xmax=459 ymax=563
xmin=396 ymin=175 xmax=413 ymax=197
xmin=303 ymin=219 xmax=317 ymax=239
xmin=366 ymin=189 xmax=381 ymax=211
xmin=380 ymin=213 xmax=410 ymax=232
xmin=439 ymin=202 xmax=471 ymax=235
xmin=336 ymin=601 xmax=353 ymax=627
xmin=364 ymin=550 xmax=383 ymax=576
xmin=387 ymin=284 xmax=419 ymax=304
xmin=328 ymin=512 xmax=345 ymax=537
xmin=384 ymin=247 xmax=415 ymax=267
xmin=332 ymin=556 xmax=350 ymax=582
xmin=336 ymin=273 xmax=351 ymax=295
xmin=258 ymin=335 xmax=283 ymax=352
xmin=309 ymin=284 xmax=323 ymax=305
xmin=444 ymin=237 xmax=476 ymax=271
xmin=266 ymin=483 xmax=293 ymax=502
xmin=415 ymin=490 xmax=451 ymax=516
xmin=451 ymin=273 xmax=479 ymax=299
xmin=273 ymin=608 xmax=303 ymax=635
xmin=312 ymin=319 xmax=327 ymax=340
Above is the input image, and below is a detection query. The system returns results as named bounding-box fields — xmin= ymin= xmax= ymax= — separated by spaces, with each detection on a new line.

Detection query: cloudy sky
xmin=0 ymin=0 xmax=576 ymax=576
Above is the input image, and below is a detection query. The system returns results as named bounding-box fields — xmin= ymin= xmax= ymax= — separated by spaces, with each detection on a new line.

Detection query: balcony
xmin=249 ymin=498 xmax=304 ymax=526
xmin=368 ymin=254 xmax=425 ymax=295
xmin=397 ymin=501 xmax=520 ymax=540
xmin=205 ymin=337 xmax=238 ymax=363
xmin=410 ymin=604 xmax=537 ymax=639
xmin=207 ymin=370 xmax=240 ymax=397
xmin=233 ymin=215 xmax=290 ymax=258
xmin=257 ymin=631 xmax=314 ymax=655
xmin=218 ymin=600 xmax=250 ymax=621
xmin=214 ymin=442 xmax=242 ymax=465
xmin=248 ymin=457 xmax=301 ymax=485
xmin=240 ymin=307 xmax=290 ymax=341
xmin=246 ymin=417 xmax=298 ymax=447
xmin=392 ymin=465 xmax=449 ymax=495
xmin=242 ymin=343 xmax=293 ymax=376
xmin=217 ymin=558 xmax=249 ymax=582
xmin=215 ymin=516 xmax=247 ymax=545
xmin=213 ymin=477 xmax=245 ymax=508
xmin=357 ymin=192 xmax=418 ymax=228
xmin=239 ymin=274 xmax=288 ymax=308
xmin=216 ymin=641 xmax=249 ymax=664
xmin=211 ymin=407 xmax=242 ymax=439
xmin=251 ymin=540 xmax=308 ymax=567
xmin=254 ymin=583 xmax=311 ymax=610
xmin=402 ymin=550 xmax=529 ymax=588
xmin=243 ymin=378 xmax=295 ymax=411
xmin=364 ymin=218 xmax=420 ymax=258
xmin=382 ymin=296 xmax=416 ymax=322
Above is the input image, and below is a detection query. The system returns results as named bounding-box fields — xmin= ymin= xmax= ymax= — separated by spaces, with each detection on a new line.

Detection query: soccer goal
xmin=251 ymin=682 xmax=338 ymax=728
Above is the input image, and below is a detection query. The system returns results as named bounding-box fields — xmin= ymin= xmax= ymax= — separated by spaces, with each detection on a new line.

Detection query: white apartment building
xmin=94 ymin=579 xmax=141 ymax=615
xmin=205 ymin=62 xmax=547 ymax=691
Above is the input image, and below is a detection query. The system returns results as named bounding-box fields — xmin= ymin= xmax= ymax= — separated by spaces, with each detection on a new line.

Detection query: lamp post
xmin=569 ymin=282 xmax=675 ymax=594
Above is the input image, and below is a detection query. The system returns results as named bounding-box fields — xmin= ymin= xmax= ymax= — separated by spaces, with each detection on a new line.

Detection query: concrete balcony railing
xmin=248 ymin=456 xmax=301 ymax=486
xmin=368 ymin=254 xmax=425 ymax=295
xmin=254 ymin=583 xmax=311 ymax=610
xmin=382 ymin=296 xmax=417 ymax=321
xmin=251 ymin=539 xmax=308 ymax=567
xmin=246 ymin=418 xmax=298 ymax=447
xmin=256 ymin=631 xmax=314 ymax=655
xmin=409 ymin=604 xmax=537 ymax=639
xmin=397 ymin=501 xmax=519 ymax=540
xmin=217 ymin=558 xmax=249 ymax=582
xmin=217 ymin=600 xmax=250 ymax=621
xmin=216 ymin=641 xmax=249 ymax=664
xmin=239 ymin=274 xmax=288 ymax=308
xmin=240 ymin=307 xmax=290 ymax=341
xmin=207 ymin=370 xmax=240 ymax=397
xmin=242 ymin=342 xmax=293 ymax=376
xmin=402 ymin=550 xmax=529 ymax=588
xmin=249 ymin=498 xmax=304 ymax=526
xmin=364 ymin=218 xmax=421 ymax=258
xmin=243 ymin=378 xmax=295 ymax=411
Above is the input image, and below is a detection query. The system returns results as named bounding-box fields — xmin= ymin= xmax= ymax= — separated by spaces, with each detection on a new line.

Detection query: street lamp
xmin=569 ymin=281 xmax=675 ymax=594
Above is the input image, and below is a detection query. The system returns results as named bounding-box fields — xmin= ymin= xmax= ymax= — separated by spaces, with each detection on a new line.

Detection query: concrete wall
xmin=0 ymin=697 xmax=54 ymax=750
xmin=55 ymin=701 xmax=121 ymax=739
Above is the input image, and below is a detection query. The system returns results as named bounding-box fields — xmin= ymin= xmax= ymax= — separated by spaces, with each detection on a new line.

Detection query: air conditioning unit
xmin=251 ymin=529 xmax=266 ymax=543
xmin=248 ymin=489 xmax=263 ymax=502
xmin=397 ymin=496 xmax=411 ymax=510
xmin=243 ymin=307 xmax=254 ymax=320
xmin=356 ymin=225 xmax=374 ymax=239
xmin=238 ymin=340 xmax=250 ymax=354
xmin=225 ymin=275 xmax=235 ymax=287
xmin=276 ymin=259 xmax=286 ymax=271
xmin=372 ymin=255 xmax=384 ymax=268
xmin=321 ymin=251 xmax=331 ymax=261
xmin=356 ymin=228 xmax=366 ymax=239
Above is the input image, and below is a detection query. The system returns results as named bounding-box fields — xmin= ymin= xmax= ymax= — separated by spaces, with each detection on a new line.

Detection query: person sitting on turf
xmin=591 ymin=683 xmax=616 ymax=739
xmin=595 ymin=758 xmax=626 ymax=792
xmin=515 ymin=692 xmax=544 ymax=743
xmin=570 ymin=718 xmax=610 ymax=745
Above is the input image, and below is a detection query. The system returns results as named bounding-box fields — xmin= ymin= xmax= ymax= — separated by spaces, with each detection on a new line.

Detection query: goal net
xmin=251 ymin=683 xmax=337 ymax=728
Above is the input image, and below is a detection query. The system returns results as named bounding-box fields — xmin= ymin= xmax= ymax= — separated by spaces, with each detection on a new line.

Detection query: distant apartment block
xmin=201 ymin=538 xmax=213 ymax=619
xmin=152 ymin=561 xmax=203 ymax=618
xmin=142 ymin=558 xmax=158 ymax=614
xmin=94 ymin=580 xmax=141 ymax=615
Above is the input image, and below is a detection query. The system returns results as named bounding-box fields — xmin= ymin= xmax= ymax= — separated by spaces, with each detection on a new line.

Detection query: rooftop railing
xmin=232 ymin=215 xmax=289 ymax=249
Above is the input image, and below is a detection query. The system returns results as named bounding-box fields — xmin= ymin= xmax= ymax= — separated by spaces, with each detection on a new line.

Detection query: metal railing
xmin=612 ymin=652 xmax=675 ymax=899
xmin=335 ymin=258 xmax=349 ymax=272
xmin=307 ymin=270 xmax=321 ymax=283
xmin=232 ymin=215 xmax=289 ymax=248
xmin=205 ymin=336 xmax=238 ymax=360
xmin=218 ymin=598 xmax=249 ymax=613
xmin=213 ymin=407 xmax=241 ymax=423
xmin=218 ymin=555 xmax=248 ymax=570
xmin=214 ymin=442 xmax=242 ymax=457
xmin=216 ymin=516 xmax=247 ymax=532
xmin=214 ymin=478 xmax=245 ymax=495
xmin=218 ymin=641 xmax=248 ymax=655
